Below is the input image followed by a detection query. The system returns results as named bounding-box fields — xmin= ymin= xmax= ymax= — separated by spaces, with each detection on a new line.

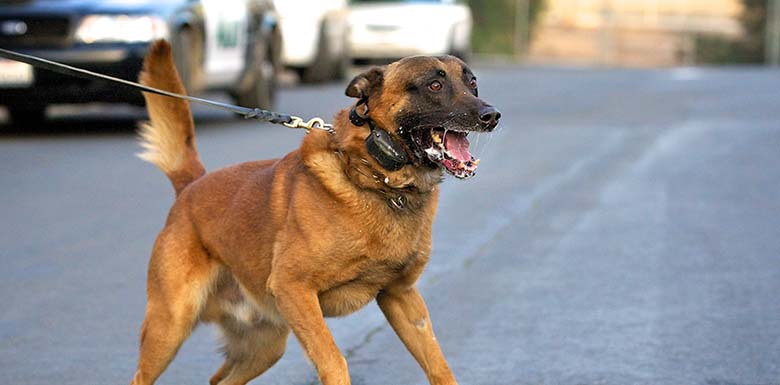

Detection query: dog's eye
xmin=429 ymin=81 xmax=442 ymax=92
xmin=469 ymin=78 xmax=477 ymax=89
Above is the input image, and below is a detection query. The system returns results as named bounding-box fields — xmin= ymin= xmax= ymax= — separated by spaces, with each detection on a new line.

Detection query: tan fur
xmin=137 ymin=41 xmax=205 ymax=195
xmin=128 ymin=41 xmax=494 ymax=385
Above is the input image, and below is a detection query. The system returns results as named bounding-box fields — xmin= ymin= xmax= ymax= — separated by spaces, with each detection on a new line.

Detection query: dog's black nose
xmin=479 ymin=106 xmax=501 ymax=129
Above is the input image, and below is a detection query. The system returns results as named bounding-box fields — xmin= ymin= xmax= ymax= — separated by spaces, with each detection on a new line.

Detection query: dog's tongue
xmin=444 ymin=132 xmax=472 ymax=161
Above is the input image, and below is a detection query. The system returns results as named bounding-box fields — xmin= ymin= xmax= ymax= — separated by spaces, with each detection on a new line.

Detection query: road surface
xmin=1 ymin=65 xmax=779 ymax=385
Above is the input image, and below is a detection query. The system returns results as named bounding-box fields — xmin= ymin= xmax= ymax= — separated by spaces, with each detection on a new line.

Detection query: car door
xmin=201 ymin=0 xmax=249 ymax=87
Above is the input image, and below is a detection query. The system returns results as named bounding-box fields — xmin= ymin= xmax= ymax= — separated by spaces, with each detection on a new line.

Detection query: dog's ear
xmin=345 ymin=66 xmax=385 ymax=99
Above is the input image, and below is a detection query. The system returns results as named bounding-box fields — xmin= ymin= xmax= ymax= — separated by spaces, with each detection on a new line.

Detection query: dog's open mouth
xmin=411 ymin=128 xmax=479 ymax=179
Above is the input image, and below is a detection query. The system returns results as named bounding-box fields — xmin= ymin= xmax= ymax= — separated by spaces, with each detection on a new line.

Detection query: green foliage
xmin=742 ymin=0 xmax=768 ymax=38
xmin=695 ymin=34 xmax=762 ymax=64
xmin=468 ymin=0 xmax=546 ymax=55
xmin=739 ymin=0 xmax=767 ymax=60
xmin=696 ymin=0 xmax=766 ymax=64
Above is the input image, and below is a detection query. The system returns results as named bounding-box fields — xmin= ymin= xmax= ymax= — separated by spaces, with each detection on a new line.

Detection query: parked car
xmin=273 ymin=0 xmax=349 ymax=83
xmin=0 ymin=0 xmax=281 ymax=124
xmin=348 ymin=0 xmax=472 ymax=62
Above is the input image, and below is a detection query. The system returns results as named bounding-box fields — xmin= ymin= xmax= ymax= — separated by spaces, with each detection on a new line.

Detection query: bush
xmin=695 ymin=34 xmax=763 ymax=64
xmin=698 ymin=0 xmax=767 ymax=64
xmin=468 ymin=0 xmax=546 ymax=55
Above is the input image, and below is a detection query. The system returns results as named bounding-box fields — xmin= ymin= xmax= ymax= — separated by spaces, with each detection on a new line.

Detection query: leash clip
xmin=283 ymin=116 xmax=335 ymax=134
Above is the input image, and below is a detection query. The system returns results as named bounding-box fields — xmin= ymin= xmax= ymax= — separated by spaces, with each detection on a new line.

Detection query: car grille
xmin=0 ymin=16 xmax=72 ymax=48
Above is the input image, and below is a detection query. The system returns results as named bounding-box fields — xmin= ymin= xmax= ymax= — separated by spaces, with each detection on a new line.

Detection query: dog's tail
xmin=137 ymin=40 xmax=205 ymax=195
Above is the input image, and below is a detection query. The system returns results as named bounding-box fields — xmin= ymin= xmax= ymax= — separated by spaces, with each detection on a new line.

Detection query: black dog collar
xmin=350 ymin=98 xmax=369 ymax=126
xmin=350 ymin=99 xmax=409 ymax=171
xmin=365 ymin=121 xmax=408 ymax=171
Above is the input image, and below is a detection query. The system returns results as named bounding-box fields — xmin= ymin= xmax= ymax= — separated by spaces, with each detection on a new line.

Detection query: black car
xmin=0 ymin=0 xmax=281 ymax=123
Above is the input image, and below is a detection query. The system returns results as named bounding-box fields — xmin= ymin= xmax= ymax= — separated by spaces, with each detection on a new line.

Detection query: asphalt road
xmin=1 ymin=65 xmax=779 ymax=385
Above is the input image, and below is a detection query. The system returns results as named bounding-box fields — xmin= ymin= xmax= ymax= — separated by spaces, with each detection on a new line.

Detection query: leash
xmin=0 ymin=47 xmax=333 ymax=133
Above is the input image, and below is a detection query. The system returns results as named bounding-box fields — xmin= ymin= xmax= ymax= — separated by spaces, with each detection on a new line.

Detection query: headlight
xmin=75 ymin=15 xmax=169 ymax=44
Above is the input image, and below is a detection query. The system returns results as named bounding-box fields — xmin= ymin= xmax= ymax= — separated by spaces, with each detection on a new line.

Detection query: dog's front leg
xmin=377 ymin=286 xmax=457 ymax=385
xmin=272 ymin=282 xmax=350 ymax=385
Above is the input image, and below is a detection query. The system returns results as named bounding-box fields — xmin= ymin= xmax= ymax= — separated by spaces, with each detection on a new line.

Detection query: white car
xmin=348 ymin=0 xmax=472 ymax=62
xmin=273 ymin=0 xmax=349 ymax=82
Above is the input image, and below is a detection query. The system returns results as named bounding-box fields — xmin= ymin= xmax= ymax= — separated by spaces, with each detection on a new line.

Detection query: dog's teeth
xmin=425 ymin=147 xmax=443 ymax=160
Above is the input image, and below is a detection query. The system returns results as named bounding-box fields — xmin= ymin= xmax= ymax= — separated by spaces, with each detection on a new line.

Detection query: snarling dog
xmin=130 ymin=40 xmax=500 ymax=385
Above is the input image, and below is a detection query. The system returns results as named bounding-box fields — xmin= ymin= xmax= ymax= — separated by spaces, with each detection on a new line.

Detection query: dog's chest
xmin=308 ymin=191 xmax=434 ymax=317
xmin=318 ymin=253 xmax=417 ymax=317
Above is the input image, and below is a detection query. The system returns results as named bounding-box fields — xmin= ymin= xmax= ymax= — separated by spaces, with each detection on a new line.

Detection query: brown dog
xmin=130 ymin=40 xmax=500 ymax=385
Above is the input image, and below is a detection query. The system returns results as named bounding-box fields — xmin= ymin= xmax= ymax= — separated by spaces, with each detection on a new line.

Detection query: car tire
xmin=172 ymin=27 xmax=203 ymax=94
xmin=449 ymin=29 xmax=471 ymax=63
xmin=451 ymin=47 xmax=472 ymax=63
xmin=7 ymin=104 xmax=47 ymax=125
xmin=234 ymin=29 xmax=278 ymax=110
xmin=301 ymin=22 xmax=340 ymax=83
xmin=332 ymin=36 xmax=349 ymax=81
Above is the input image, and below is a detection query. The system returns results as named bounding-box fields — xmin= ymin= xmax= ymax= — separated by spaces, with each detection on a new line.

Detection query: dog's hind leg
xmin=130 ymin=228 xmax=218 ymax=385
xmin=209 ymin=322 xmax=290 ymax=385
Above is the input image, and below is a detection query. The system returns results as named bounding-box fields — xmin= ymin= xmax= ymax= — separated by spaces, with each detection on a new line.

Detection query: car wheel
xmin=172 ymin=27 xmax=203 ymax=94
xmin=301 ymin=22 xmax=337 ymax=83
xmin=449 ymin=29 xmax=471 ymax=63
xmin=332 ymin=35 xmax=349 ymax=80
xmin=448 ymin=26 xmax=471 ymax=63
xmin=7 ymin=104 xmax=47 ymax=125
xmin=451 ymin=47 xmax=472 ymax=63
xmin=234 ymin=32 xmax=277 ymax=110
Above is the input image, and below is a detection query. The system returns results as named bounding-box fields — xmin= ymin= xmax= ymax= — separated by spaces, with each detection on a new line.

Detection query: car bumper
xmin=0 ymin=43 xmax=149 ymax=106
